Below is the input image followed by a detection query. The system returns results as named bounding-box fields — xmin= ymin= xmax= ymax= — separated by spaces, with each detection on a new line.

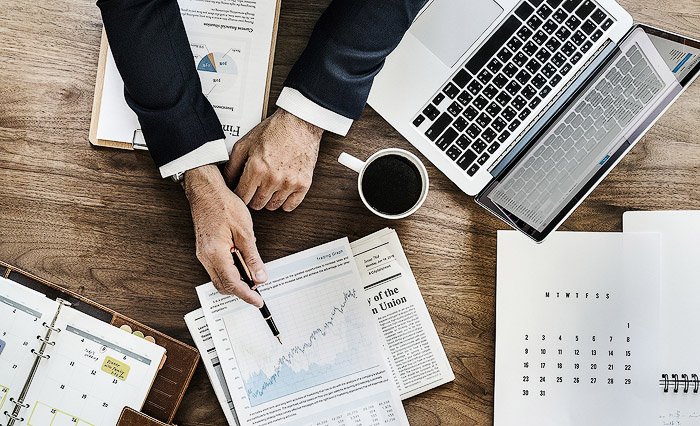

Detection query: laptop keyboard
xmin=412 ymin=0 xmax=614 ymax=177
xmin=490 ymin=43 xmax=664 ymax=228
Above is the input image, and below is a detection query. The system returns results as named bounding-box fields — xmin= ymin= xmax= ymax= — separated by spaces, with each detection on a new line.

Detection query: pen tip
xmin=276 ymin=336 xmax=282 ymax=345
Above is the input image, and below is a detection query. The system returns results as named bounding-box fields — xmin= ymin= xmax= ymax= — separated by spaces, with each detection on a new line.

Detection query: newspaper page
xmin=97 ymin=0 xmax=277 ymax=150
xmin=197 ymin=238 xmax=409 ymax=426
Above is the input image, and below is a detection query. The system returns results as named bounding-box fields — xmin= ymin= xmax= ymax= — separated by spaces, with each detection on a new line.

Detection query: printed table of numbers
xmin=494 ymin=232 xmax=662 ymax=425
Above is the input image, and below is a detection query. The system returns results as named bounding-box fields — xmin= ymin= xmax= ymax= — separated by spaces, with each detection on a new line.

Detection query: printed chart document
xmin=624 ymin=211 xmax=700 ymax=425
xmin=494 ymin=231 xmax=661 ymax=426
xmin=97 ymin=0 xmax=278 ymax=150
xmin=184 ymin=309 xmax=240 ymax=426
xmin=197 ymin=238 xmax=409 ymax=426
xmin=351 ymin=228 xmax=454 ymax=398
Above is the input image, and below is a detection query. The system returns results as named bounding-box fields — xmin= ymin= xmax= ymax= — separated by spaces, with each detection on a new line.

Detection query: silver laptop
xmin=368 ymin=0 xmax=700 ymax=242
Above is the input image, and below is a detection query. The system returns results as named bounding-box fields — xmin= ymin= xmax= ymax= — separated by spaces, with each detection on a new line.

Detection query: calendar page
xmin=0 ymin=277 xmax=60 ymax=422
xmin=494 ymin=231 xmax=661 ymax=426
xmin=19 ymin=306 xmax=166 ymax=426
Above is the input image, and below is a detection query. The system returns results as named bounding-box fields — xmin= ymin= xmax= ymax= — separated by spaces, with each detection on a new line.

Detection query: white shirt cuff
xmin=158 ymin=139 xmax=229 ymax=178
xmin=276 ymin=87 xmax=353 ymax=136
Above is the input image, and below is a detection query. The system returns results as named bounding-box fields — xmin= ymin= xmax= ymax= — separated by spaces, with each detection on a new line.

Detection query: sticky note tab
xmin=0 ymin=339 xmax=5 ymax=355
xmin=101 ymin=356 xmax=130 ymax=381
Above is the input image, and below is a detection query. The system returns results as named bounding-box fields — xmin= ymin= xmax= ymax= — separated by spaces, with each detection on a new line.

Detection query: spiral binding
xmin=659 ymin=373 xmax=700 ymax=393
xmin=5 ymin=299 xmax=70 ymax=426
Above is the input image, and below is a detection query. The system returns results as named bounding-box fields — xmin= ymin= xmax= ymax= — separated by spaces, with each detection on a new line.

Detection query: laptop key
xmin=457 ymin=150 xmax=478 ymax=170
xmin=454 ymin=116 xmax=469 ymax=132
xmin=453 ymin=69 xmax=471 ymax=88
xmin=477 ymin=113 xmax=492 ymax=128
xmin=473 ymin=95 xmax=488 ymax=109
xmin=602 ymin=18 xmax=613 ymax=30
xmin=435 ymin=127 xmax=459 ymax=150
xmin=466 ymin=15 xmax=520 ymax=74
xmin=456 ymin=134 xmax=471 ymax=150
xmin=512 ymin=95 xmax=527 ymax=110
xmin=591 ymin=29 xmax=603 ymax=42
xmin=590 ymin=9 xmax=606 ymax=24
xmin=488 ymin=59 xmax=503 ymax=74
xmin=467 ymin=80 xmax=483 ymax=95
xmin=543 ymin=19 xmax=558 ymax=34
xmin=575 ymin=0 xmax=595 ymax=19
xmin=523 ymin=41 xmax=538 ymax=55
xmin=493 ymin=73 xmax=509 ymax=88
xmin=477 ymin=153 xmax=490 ymax=165
xmin=547 ymin=0 xmax=564 ymax=8
xmin=555 ymin=27 xmax=571 ymax=41
xmin=515 ymin=2 xmax=535 ymax=20
xmin=463 ymin=105 xmax=479 ymax=120
xmin=542 ymin=63 xmax=557 ymax=77
xmin=571 ymin=51 xmax=583 ymax=64
xmin=487 ymin=142 xmax=501 ymax=154
xmin=531 ymin=74 xmax=547 ymax=89
xmin=413 ymin=115 xmax=425 ymax=127
xmin=443 ymin=82 xmax=460 ymax=98
xmin=447 ymin=101 xmax=463 ymax=116
xmin=537 ymin=4 xmax=553 ymax=19
xmin=493 ymin=117 xmax=507 ymax=132
xmin=533 ymin=30 xmax=548 ymax=44
xmin=433 ymin=93 xmax=446 ymax=105
xmin=529 ymin=96 xmax=542 ymax=109
xmin=550 ymin=73 xmax=563 ymax=86
xmin=483 ymin=84 xmax=499 ymax=98
xmin=503 ymin=63 xmax=519 ymax=78
xmin=518 ymin=108 xmax=531 ymax=120
xmin=553 ymin=9 xmax=567 ymax=24
xmin=478 ymin=70 xmax=494 ymax=84
xmin=471 ymin=139 xmax=488 ymax=154
xmin=527 ymin=15 xmax=543 ymax=30
xmin=516 ymin=69 xmax=532 ymax=85
xmin=487 ymin=102 xmax=503 ymax=117
xmin=497 ymin=91 xmax=513 ymax=106
xmin=503 ymin=106 xmax=517 ymax=121
xmin=482 ymin=128 xmax=497 ymax=143
xmin=498 ymin=48 xmax=513 ymax=63
xmin=507 ymin=37 xmax=524 ymax=52
xmin=522 ymin=85 xmax=537 ymax=99
xmin=571 ymin=30 xmax=586 ymax=45
xmin=562 ymin=41 xmax=576 ymax=55
xmin=457 ymin=90 xmax=473 ymax=106
xmin=508 ymin=119 xmax=521 ymax=131
xmin=526 ymin=59 xmax=542 ymax=74
xmin=517 ymin=26 xmax=534 ymax=41
xmin=423 ymin=104 xmax=440 ymax=120
xmin=540 ymin=85 xmax=553 ymax=97
xmin=581 ymin=20 xmax=596 ymax=35
xmin=498 ymin=130 xmax=511 ymax=142
xmin=561 ymin=62 xmax=573 ymax=75
xmin=467 ymin=163 xmax=480 ymax=177
xmin=562 ymin=0 xmax=578 ymax=13
xmin=446 ymin=144 xmax=462 ymax=160
xmin=467 ymin=123 xmax=481 ymax=139
xmin=425 ymin=113 xmax=452 ymax=140
xmin=506 ymin=80 xmax=522 ymax=96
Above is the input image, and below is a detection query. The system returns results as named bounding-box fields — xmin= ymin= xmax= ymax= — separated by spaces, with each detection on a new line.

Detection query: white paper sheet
xmin=494 ymin=231 xmax=661 ymax=426
xmin=624 ymin=210 xmax=700 ymax=425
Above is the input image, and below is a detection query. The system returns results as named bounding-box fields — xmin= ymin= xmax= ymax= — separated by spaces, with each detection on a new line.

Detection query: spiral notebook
xmin=0 ymin=276 xmax=166 ymax=426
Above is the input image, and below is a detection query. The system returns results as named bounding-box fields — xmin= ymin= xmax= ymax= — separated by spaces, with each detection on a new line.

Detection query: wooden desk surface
xmin=0 ymin=0 xmax=698 ymax=424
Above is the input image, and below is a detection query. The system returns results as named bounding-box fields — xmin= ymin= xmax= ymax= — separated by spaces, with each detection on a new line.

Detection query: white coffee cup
xmin=338 ymin=148 xmax=429 ymax=219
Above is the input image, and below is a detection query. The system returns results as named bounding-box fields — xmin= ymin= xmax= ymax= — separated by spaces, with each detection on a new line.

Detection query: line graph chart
xmin=223 ymin=278 xmax=375 ymax=407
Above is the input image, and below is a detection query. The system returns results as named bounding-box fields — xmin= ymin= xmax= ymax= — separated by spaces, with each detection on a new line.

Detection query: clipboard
xmin=89 ymin=0 xmax=282 ymax=150
xmin=0 ymin=261 xmax=199 ymax=425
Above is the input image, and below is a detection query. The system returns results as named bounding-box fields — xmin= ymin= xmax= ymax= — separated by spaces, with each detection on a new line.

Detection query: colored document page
xmin=97 ymin=0 xmax=278 ymax=150
xmin=184 ymin=309 xmax=240 ymax=426
xmin=197 ymin=238 xmax=408 ymax=426
xmin=351 ymin=228 xmax=454 ymax=398
xmin=624 ymin=210 xmax=700 ymax=425
xmin=494 ymin=231 xmax=661 ymax=426
xmin=19 ymin=303 xmax=166 ymax=426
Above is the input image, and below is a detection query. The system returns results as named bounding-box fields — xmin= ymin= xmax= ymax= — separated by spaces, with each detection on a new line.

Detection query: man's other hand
xmin=184 ymin=164 xmax=268 ymax=306
xmin=223 ymin=109 xmax=323 ymax=212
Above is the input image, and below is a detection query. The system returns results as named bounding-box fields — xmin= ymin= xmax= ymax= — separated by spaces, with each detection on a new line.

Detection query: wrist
xmin=183 ymin=164 xmax=226 ymax=201
xmin=276 ymin=108 xmax=324 ymax=140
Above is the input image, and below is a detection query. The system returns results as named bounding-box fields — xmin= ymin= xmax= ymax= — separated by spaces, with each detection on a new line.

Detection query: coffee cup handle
xmin=338 ymin=152 xmax=365 ymax=174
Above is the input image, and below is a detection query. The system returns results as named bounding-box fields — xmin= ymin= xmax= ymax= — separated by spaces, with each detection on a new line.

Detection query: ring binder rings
xmin=5 ymin=299 xmax=68 ymax=425
xmin=659 ymin=373 xmax=700 ymax=393
xmin=0 ymin=261 xmax=200 ymax=426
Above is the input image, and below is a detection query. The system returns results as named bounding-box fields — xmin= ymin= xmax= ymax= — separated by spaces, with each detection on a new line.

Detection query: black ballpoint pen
xmin=232 ymin=250 xmax=282 ymax=345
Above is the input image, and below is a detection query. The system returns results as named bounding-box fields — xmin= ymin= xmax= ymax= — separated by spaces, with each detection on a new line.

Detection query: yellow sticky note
xmin=101 ymin=356 xmax=130 ymax=381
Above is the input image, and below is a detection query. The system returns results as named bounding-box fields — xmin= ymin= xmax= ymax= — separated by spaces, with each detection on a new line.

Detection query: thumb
xmin=223 ymin=139 xmax=250 ymax=185
xmin=236 ymin=232 xmax=268 ymax=285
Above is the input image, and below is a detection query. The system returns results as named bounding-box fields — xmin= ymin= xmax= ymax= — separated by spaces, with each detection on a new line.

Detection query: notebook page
xmin=494 ymin=231 xmax=661 ymax=426
xmin=623 ymin=210 xmax=700 ymax=425
xmin=0 ymin=277 xmax=59 ymax=423
xmin=19 ymin=305 xmax=165 ymax=426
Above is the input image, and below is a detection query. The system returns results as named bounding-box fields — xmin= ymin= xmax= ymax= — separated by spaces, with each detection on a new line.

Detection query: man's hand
xmin=184 ymin=164 xmax=268 ymax=306
xmin=223 ymin=109 xmax=323 ymax=212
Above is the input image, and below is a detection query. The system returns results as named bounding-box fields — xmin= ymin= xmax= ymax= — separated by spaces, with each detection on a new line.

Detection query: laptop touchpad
xmin=410 ymin=0 xmax=503 ymax=68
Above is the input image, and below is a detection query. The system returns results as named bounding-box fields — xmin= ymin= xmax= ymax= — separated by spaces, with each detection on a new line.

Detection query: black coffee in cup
xmin=360 ymin=154 xmax=423 ymax=216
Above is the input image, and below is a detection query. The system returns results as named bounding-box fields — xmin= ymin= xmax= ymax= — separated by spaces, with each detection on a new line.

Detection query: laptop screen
xmin=476 ymin=26 xmax=699 ymax=242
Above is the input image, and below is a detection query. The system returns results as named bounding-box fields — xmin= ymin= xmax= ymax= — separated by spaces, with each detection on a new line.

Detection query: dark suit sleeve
xmin=284 ymin=0 xmax=429 ymax=120
xmin=97 ymin=0 xmax=225 ymax=168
